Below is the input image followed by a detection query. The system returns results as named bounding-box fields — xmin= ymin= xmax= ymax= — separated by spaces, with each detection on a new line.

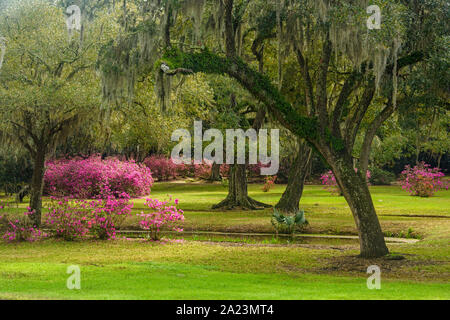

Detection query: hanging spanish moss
xmin=181 ymin=0 xmax=206 ymax=42
xmin=99 ymin=0 xmax=162 ymax=104
xmin=392 ymin=37 xmax=401 ymax=109
xmin=310 ymin=0 xmax=403 ymax=90
xmin=276 ymin=0 xmax=283 ymax=90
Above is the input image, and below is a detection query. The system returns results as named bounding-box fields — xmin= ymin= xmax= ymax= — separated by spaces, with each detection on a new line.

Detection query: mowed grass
xmin=0 ymin=240 xmax=449 ymax=300
xmin=129 ymin=183 xmax=450 ymax=238
xmin=0 ymin=183 xmax=448 ymax=300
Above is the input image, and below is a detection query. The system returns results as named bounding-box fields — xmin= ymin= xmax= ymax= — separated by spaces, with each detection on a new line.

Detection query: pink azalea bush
xmin=144 ymin=156 xmax=274 ymax=181
xmin=0 ymin=207 xmax=46 ymax=242
xmin=144 ymin=155 xmax=213 ymax=181
xmin=45 ymin=197 xmax=91 ymax=240
xmin=320 ymin=169 xmax=371 ymax=195
xmin=44 ymin=156 xmax=153 ymax=199
xmin=192 ymin=162 xmax=212 ymax=179
xmin=138 ymin=198 xmax=184 ymax=241
xmin=262 ymin=176 xmax=277 ymax=192
xmin=45 ymin=190 xmax=133 ymax=240
xmin=320 ymin=171 xmax=341 ymax=195
xmin=143 ymin=155 xmax=178 ymax=181
xmin=87 ymin=191 xmax=133 ymax=240
xmin=400 ymin=162 xmax=448 ymax=197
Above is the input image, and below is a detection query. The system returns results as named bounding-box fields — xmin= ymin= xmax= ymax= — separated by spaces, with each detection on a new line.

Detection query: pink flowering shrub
xmin=193 ymin=162 xmax=212 ymax=179
xmin=87 ymin=192 xmax=133 ymax=240
xmin=44 ymin=156 xmax=153 ymax=199
xmin=0 ymin=207 xmax=46 ymax=242
xmin=144 ymin=156 xmax=213 ymax=180
xmin=45 ymin=197 xmax=91 ymax=240
xmin=220 ymin=164 xmax=230 ymax=178
xmin=174 ymin=161 xmax=212 ymax=179
xmin=143 ymin=156 xmax=274 ymax=181
xmin=320 ymin=169 xmax=371 ymax=195
xmin=143 ymin=155 xmax=178 ymax=181
xmin=400 ymin=162 xmax=448 ymax=197
xmin=262 ymin=176 xmax=277 ymax=192
xmin=0 ymin=199 xmax=7 ymax=211
xmin=138 ymin=198 xmax=184 ymax=240
xmin=320 ymin=171 xmax=341 ymax=195
xmin=45 ymin=190 xmax=134 ymax=240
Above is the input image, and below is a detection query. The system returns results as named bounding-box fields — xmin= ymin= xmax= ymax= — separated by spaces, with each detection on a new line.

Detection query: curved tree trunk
xmin=275 ymin=141 xmax=312 ymax=213
xmin=212 ymin=164 xmax=270 ymax=210
xmin=329 ymin=156 xmax=389 ymax=258
xmin=29 ymin=145 xmax=46 ymax=227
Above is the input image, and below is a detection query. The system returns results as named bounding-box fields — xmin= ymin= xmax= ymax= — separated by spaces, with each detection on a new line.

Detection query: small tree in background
xmin=0 ymin=1 xmax=114 ymax=226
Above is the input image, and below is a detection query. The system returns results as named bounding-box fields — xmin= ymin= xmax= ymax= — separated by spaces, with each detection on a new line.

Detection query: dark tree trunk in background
xmin=212 ymin=164 xmax=270 ymax=210
xmin=209 ymin=163 xmax=221 ymax=181
xmin=327 ymin=154 xmax=389 ymax=258
xmin=275 ymin=141 xmax=312 ymax=213
xmin=29 ymin=145 xmax=46 ymax=227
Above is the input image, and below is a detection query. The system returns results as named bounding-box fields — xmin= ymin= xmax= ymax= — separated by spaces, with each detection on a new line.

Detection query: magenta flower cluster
xmin=45 ymin=190 xmax=133 ymax=240
xmin=138 ymin=197 xmax=184 ymax=240
xmin=0 ymin=207 xmax=46 ymax=242
xmin=320 ymin=169 xmax=371 ymax=195
xmin=44 ymin=156 xmax=153 ymax=198
xmin=144 ymin=155 xmax=271 ymax=181
xmin=400 ymin=162 xmax=448 ymax=197
xmin=144 ymin=156 xmax=212 ymax=181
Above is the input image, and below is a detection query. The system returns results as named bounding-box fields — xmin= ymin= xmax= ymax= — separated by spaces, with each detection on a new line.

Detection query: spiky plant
xmin=271 ymin=208 xmax=308 ymax=236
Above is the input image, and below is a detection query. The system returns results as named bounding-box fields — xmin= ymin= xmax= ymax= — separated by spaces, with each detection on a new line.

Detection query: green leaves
xmin=271 ymin=208 xmax=307 ymax=235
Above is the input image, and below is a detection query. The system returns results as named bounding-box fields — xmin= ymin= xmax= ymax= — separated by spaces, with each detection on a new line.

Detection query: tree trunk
xmin=212 ymin=164 xmax=270 ymax=210
xmin=275 ymin=141 xmax=312 ymax=213
xmin=29 ymin=145 xmax=46 ymax=227
xmin=209 ymin=163 xmax=221 ymax=181
xmin=330 ymin=156 xmax=389 ymax=258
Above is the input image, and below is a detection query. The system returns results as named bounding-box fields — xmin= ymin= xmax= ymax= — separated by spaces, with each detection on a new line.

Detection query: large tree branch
xmin=292 ymin=41 xmax=315 ymax=116
xmin=160 ymin=49 xmax=318 ymax=142
xmin=332 ymin=70 xmax=362 ymax=136
xmin=387 ymin=51 xmax=425 ymax=74
xmin=359 ymin=99 xmax=395 ymax=174
xmin=10 ymin=120 xmax=39 ymax=145
xmin=160 ymin=63 xmax=193 ymax=76
xmin=251 ymin=32 xmax=276 ymax=73
xmin=344 ymin=78 xmax=376 ymax=151
xmin=316 ymin=34 xmax=332 ymax=128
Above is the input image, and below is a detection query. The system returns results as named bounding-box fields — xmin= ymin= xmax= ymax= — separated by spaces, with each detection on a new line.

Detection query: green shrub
xmin=271 ymin=209 xmax=308 ymax=236
xmin=369 ymin=167 xmax=396 ymax=185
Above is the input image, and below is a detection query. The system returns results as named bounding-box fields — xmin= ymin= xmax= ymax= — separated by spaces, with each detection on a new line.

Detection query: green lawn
xmin=0 ymin=183 xmax=448 ymax=300
xmin=0 ymin=241 xmax=448 ymax=300
xmin=141 ymin=183 xmax=450 ymax=239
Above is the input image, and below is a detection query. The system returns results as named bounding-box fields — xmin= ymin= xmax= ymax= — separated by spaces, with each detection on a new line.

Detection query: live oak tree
xmin=159 ymin=0 xmax=445 ymax=258
xmin=0 ymin=0 xmax=113 ymax=226
xmin=98 ymin=0 xmax=447 ymax=257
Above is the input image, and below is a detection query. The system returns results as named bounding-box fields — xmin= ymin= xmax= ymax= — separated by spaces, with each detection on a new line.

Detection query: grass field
xmin=0 ymin=183 xmax=449 ymax=300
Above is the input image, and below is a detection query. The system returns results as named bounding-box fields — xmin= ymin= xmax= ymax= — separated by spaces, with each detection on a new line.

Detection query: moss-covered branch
xmin=160 ymin=48 xmax=319 ymax=140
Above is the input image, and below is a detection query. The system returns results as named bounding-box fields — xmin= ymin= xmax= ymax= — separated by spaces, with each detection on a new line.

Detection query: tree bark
xmin=212 ymin=164 xmax=270 ymax=210
xmin=209 ymin=163 xmax=221 ymax=181
xmin=275 ymin=141 xmax=312 ymax=213
xmin=328 ymin=154 xmax=389 ymax=258
xmin=359 ymin=99 xmax=395 ymax=174
xmin=29 ymin=144 xmax=46 ymax=227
